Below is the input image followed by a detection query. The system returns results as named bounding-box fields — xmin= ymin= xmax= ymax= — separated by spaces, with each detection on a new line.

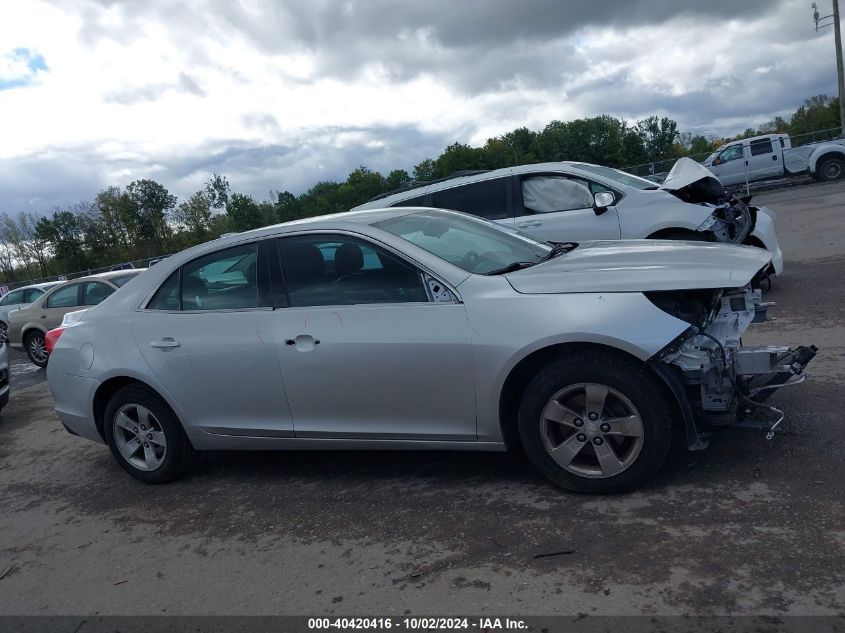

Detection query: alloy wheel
xmin=28 ymin=335 xmax=48 ymax=364
xmin=539 ymin=382 xmax=645 ymax=479
xmin=113 ymin=404 xmax=167 ymax=471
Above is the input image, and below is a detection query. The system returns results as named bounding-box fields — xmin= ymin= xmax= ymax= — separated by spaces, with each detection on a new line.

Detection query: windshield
xmin=373 ymin=210 xmax=552 ymax=274
xmin=573 ymin=163 xmax=658 ymax=190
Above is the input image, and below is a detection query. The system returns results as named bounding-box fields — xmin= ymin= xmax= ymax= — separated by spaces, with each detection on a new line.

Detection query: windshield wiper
xmin=540 ymin=242 xmax=577 ymax=262
xmin=484 ymin=261 xmax=537 ymax=275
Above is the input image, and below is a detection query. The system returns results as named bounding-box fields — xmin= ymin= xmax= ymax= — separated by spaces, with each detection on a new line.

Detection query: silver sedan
xmin=46 ymin=208 xmax=814 ymax=493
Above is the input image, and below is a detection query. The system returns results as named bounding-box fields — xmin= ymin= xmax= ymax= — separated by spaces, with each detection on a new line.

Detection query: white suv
xmin=353 ymin=158 xmax=783 ymax=276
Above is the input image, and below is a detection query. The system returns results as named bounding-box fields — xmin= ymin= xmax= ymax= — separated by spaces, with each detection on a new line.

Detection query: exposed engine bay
xmin=647 ymin=285 xmax=816 ymax=443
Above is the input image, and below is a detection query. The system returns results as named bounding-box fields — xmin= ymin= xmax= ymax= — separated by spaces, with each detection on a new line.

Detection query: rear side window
xmin=45 ymin=284 xmax=80 ymax=308
xmin=430 ymin=179 xmax=509 ymax=220
xmin=82 ymin=282 xmax=115 ymax=306
xmin=181 ymin=243 xmax=258 ymax=311
xmin=0 ymin=290 xmax=24 ymax=306
xmin=147 ymin=244 xmax=262 ymax=311
xmin=750 ymin=138 xmax=773 ymax=156
xmin=148 ymin=271 xmax=179 ymax=311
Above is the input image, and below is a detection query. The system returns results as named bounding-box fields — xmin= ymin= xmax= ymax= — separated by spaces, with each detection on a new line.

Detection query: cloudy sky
xmin=0 ymin=0 xmax=840 ymax=214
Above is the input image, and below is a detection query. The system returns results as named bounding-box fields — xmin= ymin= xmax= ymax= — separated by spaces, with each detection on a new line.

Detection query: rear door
xmin=269 ymin=232 xmax=477 ymax=440
xmin=429 ymin=176 xmax=514 ymax=229
xmin=131 ymin=240 xmax=294 ymax=436
xmin=747 ymin=137 xmax=780 ymax=180
xmin=513 ymin=173 xmax=621 ymax=241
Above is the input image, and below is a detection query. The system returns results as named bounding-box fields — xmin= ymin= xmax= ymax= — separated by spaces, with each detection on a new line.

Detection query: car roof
xmin=11 ymin=281 xmax=58 ymax=291
xmin=351 ymin=161 xmax=621 ymax=210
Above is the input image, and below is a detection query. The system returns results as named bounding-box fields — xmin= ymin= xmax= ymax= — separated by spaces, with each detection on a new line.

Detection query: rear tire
xmin=817 ymin=155 xmax=845 ymax=182
xmin=105 ymin=385 xmax=193 ymax=483
xmin=24 ymin=330 xmax=49 ymax=368
xmin=517 ymin=350 xmax=673 ymax=494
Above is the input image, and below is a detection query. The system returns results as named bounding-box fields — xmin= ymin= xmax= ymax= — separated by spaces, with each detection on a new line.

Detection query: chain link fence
xmin=0 ymin=254 xmax=167 ymax=296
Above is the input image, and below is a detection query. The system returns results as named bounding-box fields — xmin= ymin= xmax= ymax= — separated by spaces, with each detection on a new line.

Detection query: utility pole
xmin=814 ymin=0 xmax=845 ymax=138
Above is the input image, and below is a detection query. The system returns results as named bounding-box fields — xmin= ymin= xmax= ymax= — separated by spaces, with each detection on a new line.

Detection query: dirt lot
xmin=1 ymin=181 xmax=844 ymax=617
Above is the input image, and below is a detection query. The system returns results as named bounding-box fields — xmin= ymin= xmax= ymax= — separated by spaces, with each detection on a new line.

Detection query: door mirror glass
xmin=593 ymin=191 xmax=615 ymax=215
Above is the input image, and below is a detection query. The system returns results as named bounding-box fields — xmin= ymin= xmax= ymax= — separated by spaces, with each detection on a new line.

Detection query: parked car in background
xmin=703 ymin=133 xmax=845 ymax=185
xmin=47 ymin=208 xmax=813 ymax=493
xmin=353 ymin=158 xmax=783 ymax=277
xmin=0 ymin=340 xmax=9 ymax=413
xmin=0 ymin=282 xmax=59 ymax=339
xmin=9 ymin=269 xmax=145 ymax=367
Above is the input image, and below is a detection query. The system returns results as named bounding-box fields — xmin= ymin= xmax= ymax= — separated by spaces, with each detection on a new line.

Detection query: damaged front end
xmin=661 ymin=157 xmax=755 ymax=246
xmin=648 ymin=285 xmax=816 ymax=447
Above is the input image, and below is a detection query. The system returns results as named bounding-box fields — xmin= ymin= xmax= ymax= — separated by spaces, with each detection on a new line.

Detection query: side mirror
xmin=593 ymin=191 xmax=615 ymax=215
xmin=712 ymin=157 xmax=721 ymax=166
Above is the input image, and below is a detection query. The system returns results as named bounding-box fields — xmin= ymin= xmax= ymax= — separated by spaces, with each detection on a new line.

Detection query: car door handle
xmin=40 ymin=315 xmax=47 ymax=319
xmin=517 ymin=221 xmax=543 ymax=228
xmin=285 ymin=338 xmax=320 ymax=345
xmin=150 ymin=338 xmax=180 ymax=349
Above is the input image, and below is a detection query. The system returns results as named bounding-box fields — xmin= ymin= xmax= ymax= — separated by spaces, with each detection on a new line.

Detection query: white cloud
xmin=0 ymin=0 xmax=838 ymax=214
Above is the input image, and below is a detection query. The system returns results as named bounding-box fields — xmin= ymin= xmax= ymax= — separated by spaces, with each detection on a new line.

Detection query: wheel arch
xmin=93 ymin=376 xmax=178 ymax=443
xmin=497 ymin=342 xmax=700 ymax=452
xmin=646 ymin=227 xmax=702 ymax=240
xmin=810 ymin=148 xmax=845 ymax=173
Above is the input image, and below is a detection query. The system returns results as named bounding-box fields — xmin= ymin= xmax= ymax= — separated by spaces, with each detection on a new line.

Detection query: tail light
xmin=45 ymin=327 xmax=64 ymax=354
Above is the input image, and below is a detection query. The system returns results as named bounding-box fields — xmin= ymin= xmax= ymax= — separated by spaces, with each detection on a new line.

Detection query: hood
xmin=505 ymin=240 xmax=771 ymax=294
xmin=659 ymin=157 xmax=726 ymax=204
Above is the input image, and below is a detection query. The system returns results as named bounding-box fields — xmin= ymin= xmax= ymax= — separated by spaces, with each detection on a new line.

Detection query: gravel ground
xmin=1 ymin=181 xmax=843 ymax=617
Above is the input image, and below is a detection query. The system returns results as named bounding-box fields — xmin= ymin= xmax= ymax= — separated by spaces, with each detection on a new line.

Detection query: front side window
xmin=719 ymin=145 xmax=744 ymax=162
xmin=0 ymin=290 xmax=24 ymax=306
xmin=45 ymin=284 xmax=80 ymax=309
xmin=279 ymin=235 xmax=428 ymax=307
xmin=430 ymin=179 xmax=509 ymax=220
xmin=181 ymin=243 xmax=259 ymax=311
xmin=522 ymin=176 xmax=594 ymax=214
xmin=82 ymin=282 xmax=115 ymax=306
xmin=374 ymin=210 xmax=552 ymax=275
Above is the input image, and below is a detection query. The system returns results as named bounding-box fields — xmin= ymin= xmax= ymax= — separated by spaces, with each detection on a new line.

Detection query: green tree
xmin=413 ymin=158 xmax=437 ymax=181
xmin=226 ymin=193 xmax=263 ymax=232
xmin=174 ymin=191 xmax=213 ymax=238
xmin=126 ymin=179 xmax=175 ymax=254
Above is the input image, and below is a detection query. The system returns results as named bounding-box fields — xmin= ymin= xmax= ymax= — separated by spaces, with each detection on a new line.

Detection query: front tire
xmin=105 ymin=385 xmax=192 ymax=483
xmin=24 ymin=330 xmax=49 ymax=368
xmin=517 ymin=350 xmax=673 ymax=494
xmin=817 ymin=155 xmax=845 ymax=182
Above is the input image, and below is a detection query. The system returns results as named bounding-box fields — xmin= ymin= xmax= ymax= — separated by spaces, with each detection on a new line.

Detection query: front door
xmin=513 ymin=174 xmax=621 ymax=241
xmin=710 ymin=144 xmax=747 ymax=186
xmin=131 ymin=241 xmax=294 ymax=437
xmin=271 ymin=233 xmax=477 ymax=440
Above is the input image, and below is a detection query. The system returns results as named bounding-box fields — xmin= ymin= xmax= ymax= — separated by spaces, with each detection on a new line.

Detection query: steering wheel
xmin=460 ymin=250 xmax=482 ymax=271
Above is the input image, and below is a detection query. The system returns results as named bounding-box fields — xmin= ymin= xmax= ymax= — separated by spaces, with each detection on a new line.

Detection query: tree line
xmin=0 ymin=94 xmax=839 ymax=285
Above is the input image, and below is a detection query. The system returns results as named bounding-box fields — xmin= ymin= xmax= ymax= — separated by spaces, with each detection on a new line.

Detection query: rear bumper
xmin=46 ymin=362 xmax=103 ymax=443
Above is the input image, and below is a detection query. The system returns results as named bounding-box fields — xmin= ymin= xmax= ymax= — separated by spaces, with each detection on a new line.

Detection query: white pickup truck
xmin=703 ymin=133 xmax=845 ymax=186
